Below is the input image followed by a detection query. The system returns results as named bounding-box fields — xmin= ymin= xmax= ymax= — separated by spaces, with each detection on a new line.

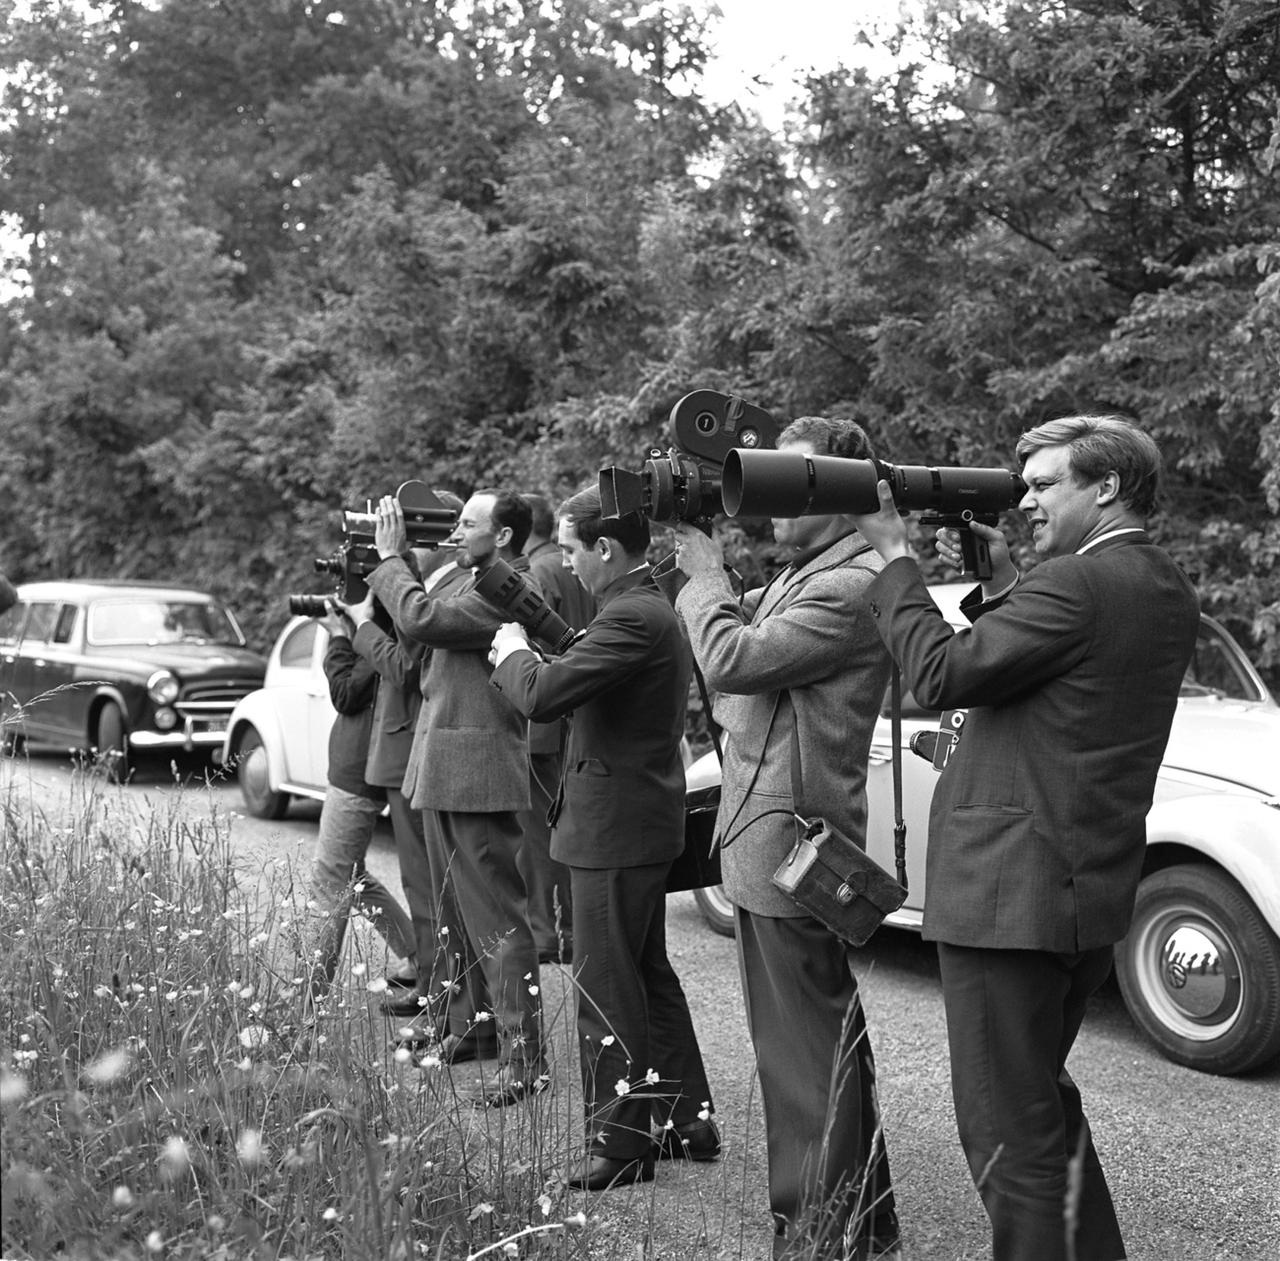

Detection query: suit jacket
xmin=524 ymin=540 xmax=596 ymax=756
xmin=367 ymin=554 xmax=531 ymax=814
xmin=867 ymin=535 xmax=1199 ymax=951
xmin=676 ymin=534 xmax=891 ymax=918
xmin=352 ymin=617 xmax=426 ymax=790
xmin=490 ymin=569 xmax=691 ymax=869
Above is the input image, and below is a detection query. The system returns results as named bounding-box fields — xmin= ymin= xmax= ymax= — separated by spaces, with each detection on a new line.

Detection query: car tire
xmin=693 ymin=884 xmax=736 ymax=938
xmin=95 ymin=702 xmax=131 ymax=783
xmin=1116 ymin=864 xmax=1280 ymax=1075
xmin=234 ymin=725 xmax=290 ymax=820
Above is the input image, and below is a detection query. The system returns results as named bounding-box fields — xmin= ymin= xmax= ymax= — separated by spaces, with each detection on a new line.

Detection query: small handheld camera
xmin=599 ymin=390 xmax=779 ymax=526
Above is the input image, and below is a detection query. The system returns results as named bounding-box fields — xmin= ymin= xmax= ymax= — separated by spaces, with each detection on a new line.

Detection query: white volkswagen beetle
xmin=686 ymin=585 xmax=1280 ymax=1077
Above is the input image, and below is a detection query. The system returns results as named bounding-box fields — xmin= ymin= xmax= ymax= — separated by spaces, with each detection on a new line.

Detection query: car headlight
xmin=153 ymin=707 xmax=178 ymax=730
xmin=147 ymin=670 xmax=180 ymax=705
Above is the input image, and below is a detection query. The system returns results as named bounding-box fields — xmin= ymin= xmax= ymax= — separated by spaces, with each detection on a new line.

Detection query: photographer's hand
xmin=320 ymin=600 xmax=353 ymax=641
xmin=671 ymin=524 xmax=725 ymax=579
xmin=850 ymin=480 xmax=914 ymax=563
xmin=375 ymin=495 xmax=408 ymax=560
xmin=344 ymin=592 xmax=378 ymax=629
xmin=489 ymin=622 xmax=532 ymax=668
xmin=936 ymin=523 xmax=1018 ymax=598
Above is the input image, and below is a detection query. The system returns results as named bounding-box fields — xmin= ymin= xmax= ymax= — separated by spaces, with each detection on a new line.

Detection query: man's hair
xmin=558 ymin=485 xmax=650 ymax=557
xmin=521 ymin=493 xmax=555 ymax=541
xmin=1015 ymin=415 xmax=1162 ymax=518
xmin=433 ymin=488 xmax=465 ymax=515
xmin=777 ymin=415 xmax=877 ymax=461
xmin=474 ymin=488 xmax=533 ymax=554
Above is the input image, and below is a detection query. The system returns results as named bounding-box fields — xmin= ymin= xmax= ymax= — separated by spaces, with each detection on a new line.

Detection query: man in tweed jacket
xmin=674 ymin=416 xmax=899 ymax=1261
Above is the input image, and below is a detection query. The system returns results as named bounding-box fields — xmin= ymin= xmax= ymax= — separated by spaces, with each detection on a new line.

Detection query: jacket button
xmin=869 ymin=601 xmax=881 ymax=617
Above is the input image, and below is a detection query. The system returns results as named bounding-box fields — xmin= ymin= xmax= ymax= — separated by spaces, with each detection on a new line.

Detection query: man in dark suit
xmin=368 ymin=488 xmax=545 ymax=1106
xmin=518 ymin=493 xmax=596 ymax=963
xmin=489 ymin=487 xmax=716 ymax=1191
xmin=853 ymin=415 xmax=1200 ymax=1261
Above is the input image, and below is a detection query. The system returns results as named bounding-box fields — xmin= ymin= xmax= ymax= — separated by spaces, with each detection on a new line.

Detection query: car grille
xmin=177 ymin=679 xmax=261 ymax=714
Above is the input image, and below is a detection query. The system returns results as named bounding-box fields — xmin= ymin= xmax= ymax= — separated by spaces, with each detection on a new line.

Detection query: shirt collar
xmin=1078 ymin=527 xmax=1145 ymax=555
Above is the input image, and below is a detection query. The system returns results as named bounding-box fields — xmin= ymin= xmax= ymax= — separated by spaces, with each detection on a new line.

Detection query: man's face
xmin=450 ymin=493 xmax=499 ymax=569
xmin=1019 ymin=445 xmax=1105 ymax=557
xmin=771 ymin=438 xmax=843 ymax=554
xmin=556 ymin=517 xmax=607 ymax=596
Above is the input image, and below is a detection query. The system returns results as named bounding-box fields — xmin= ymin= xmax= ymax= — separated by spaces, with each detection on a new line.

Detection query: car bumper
xmin=130 ymin=721 xmax=230 ymax=753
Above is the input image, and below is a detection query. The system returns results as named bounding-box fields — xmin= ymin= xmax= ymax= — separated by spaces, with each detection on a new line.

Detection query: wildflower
xmin=698 ymin=1102 xmax=711 ymax=1121
xmin=164 ymin=991 xmax=178 ymax=1002
xmin=236 ymin=1056 xmax=252 ymax=1072
xmin=322 ymin=1206 xmax=340 ymax=1222
xmin=145 ymin=1229 xmax=164 ymax=1252
xmin=238 ymin=985 xmax=254 ymax=1000
xmin=238 ymin=1025 xmax=269 ymax=1049
xmin=84 ymin=1046 xmax=133 ymax=1085
xmin=367 ymin=976 xmax=389 ymax=994
xmin=93 ymin=985 xmax=114 ymax=999
xmin=528 ymin=984 xmax=539 ymax=996
xmin=600 ymin=1035 xmax=615 ymax=1047
xmin=565 ymin=1210 xmax=587 ymax=1229
xmin=614 ymin=1079 xmax=631 ymax=1097
xmin=394 ymin=1046 xmax=413 ymax=1066
xmin=468 ymin=1203 xmax=494 ymax=1221
xmin=644 ymin=1068 xmax=660 ymax=1085
xmin=158 ymin=1135 xmax=190 ymax=1181
xmin=0 ymin=1071 xmax=28 ymax=1106
xmin=207 ymin=1214 xmax=226 ymax=1232
xmin=475 ymin=1010 xmax=492 ymax=1022
xmin=236 ymin=1128 xmax=265 ymax=1169
xmin=417 ymin=1053 xmax=442 ymax=1070
xmin=351 ymin=962 xmax=367 ymax=977
xmin=111 ymin=1185 xmax=134 ymax=1210
xmin=537 ymin=1193 xmax=553 ymax=1218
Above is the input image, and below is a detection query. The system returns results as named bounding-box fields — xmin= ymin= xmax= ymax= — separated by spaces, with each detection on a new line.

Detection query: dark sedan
xmin=0 ymin=580 xmax=266 ymax=779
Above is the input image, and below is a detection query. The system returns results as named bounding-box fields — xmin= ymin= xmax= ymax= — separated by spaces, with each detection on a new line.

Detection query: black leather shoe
xmin=384 ymin=970 xmax=418 ymax=991
xmin=565 ymin=1151 xmax=655 ymax=1191
xmin=437 ymin=1031 xmax=499 ymax=1065
xmin=381 ymin=987 xmax=431 ymax=1017
xmin=471 ymin=1064 xmax=553 ymax=1108
xmin=654 ymin=1117 xmax=721 ymax=1162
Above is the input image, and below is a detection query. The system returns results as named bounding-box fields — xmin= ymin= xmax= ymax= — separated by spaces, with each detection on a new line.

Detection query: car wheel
xmin=234 ymin=725 xmax=290 ymax=820
xmin=1116 ymin=864 xmax=1280 ymax=1075
xmin=95 ymin=702 xmax=131 ymax=783
xmin=693 ymin=884 xmax=736 ymax=938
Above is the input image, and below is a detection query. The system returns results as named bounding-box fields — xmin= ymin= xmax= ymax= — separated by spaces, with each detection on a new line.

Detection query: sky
xmin=697 ymin=0 xmax=917 ymax=128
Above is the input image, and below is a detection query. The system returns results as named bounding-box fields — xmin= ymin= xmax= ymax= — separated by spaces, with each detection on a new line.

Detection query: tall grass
xmin=0 ymin=763 xmax=688 ymax=1260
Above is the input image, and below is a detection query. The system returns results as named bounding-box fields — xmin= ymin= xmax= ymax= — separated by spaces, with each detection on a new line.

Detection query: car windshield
xmin=87 ymin=599 xmax=243 ymax=647
xmin=1180 ymin=619 xmax=1267 ymax=703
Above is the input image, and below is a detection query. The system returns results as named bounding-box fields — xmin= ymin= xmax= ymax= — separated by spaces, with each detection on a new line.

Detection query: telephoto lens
xmin=287 ymin=594 xmax=330 ymax=618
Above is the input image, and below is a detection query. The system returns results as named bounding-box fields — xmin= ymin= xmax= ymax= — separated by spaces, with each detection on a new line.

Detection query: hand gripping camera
xmin=288 ymin=480 xmax=459 ymax=615
xmin=599 ymin=390 xmax=780 ymax=526
xmin=722 ymin=448 xmax=1026 ymax=579
xmin=473 ymin=557 xmax=580 ymax=654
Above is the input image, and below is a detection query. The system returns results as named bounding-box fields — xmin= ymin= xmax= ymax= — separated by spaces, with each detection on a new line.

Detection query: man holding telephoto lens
xmin=673 ymin=416 xmax=900 ymax=1261
xmin=850 ymin=414 xmax=1199 ymax=1261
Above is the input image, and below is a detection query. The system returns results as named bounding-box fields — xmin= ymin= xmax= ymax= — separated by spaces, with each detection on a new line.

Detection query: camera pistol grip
xmin=920 ymin=511 xmax=996 ymax=580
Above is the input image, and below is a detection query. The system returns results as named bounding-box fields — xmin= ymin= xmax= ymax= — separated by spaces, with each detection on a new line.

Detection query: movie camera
xmin=722 ymin=448 xmax=1026 ymax=579
xmin=287 ymin=480 xmax=458 ymax=614
xmin=599 ymin=390 xmax=780 ymax=526
xmin=474 ymin=557 xmax=580 ymax=654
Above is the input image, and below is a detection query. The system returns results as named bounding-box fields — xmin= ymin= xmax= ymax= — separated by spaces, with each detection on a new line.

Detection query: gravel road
xmin=5 ymin=750 xmax=1278 ymax=1260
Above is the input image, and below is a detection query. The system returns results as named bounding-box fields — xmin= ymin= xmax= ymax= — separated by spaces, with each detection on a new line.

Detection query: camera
xmin=722 ymin=449 xmax=1026 ymax=578
xmin=599 ymin=390 xmax=780 ymax=525
xmin=474 ymin=557 xmax=580 ymax=654
xmin=287 ymin=480 xmax=459 ymax=609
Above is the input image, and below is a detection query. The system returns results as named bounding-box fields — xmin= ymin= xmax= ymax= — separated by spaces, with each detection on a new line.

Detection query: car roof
xmin=16 ymin=580 xmax=219 ymax=603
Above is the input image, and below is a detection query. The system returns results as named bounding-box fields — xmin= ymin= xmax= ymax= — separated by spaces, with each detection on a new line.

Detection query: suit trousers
xmin=936 ymin=943 xmax=1125 ymax=1261
xmin=306 ymin=785 xmax=415 ymax=1000
xmin=417 ymin=807 xmax=487 ymax=1037
xmin=518 ymin=749 xmax=573 ymax=961
xmin=572 ymin=862 xmax=713 ymax=1160
xmin=385 ymin=789 xmax=450 ymax=1007
xmin=737 ymin=908 xmax=898 ymax=1260
xmin=426 ymin=808 xmax=544 ymax=1072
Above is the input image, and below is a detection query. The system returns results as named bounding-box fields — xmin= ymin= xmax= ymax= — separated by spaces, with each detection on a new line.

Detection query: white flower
xmin=600 ymin=1035 xmax=615 ymax=1047
xmin=475 ymin=1011 xmax=492 ymax=1023
xmin=238 ymin=985 xmax=254 ymax=1000
xmin=236 ymin=1128 xmax=265 ymax=1168
xmin=236 ymin=1057 xmax=253 ymax=1072
xmin=145 ymin=1229 xmax=164 ymax=1252
xmin=394 ymin=1046 xmax=413 ymax=1065
xmin=83 ymin=1046 xmax=133 ymax=1085
xmin=111 ymin=1185 xmax=134 ymax=1210
xmin=698 ymin=1103 xmax=711 ymax=1121
xmin=351 ymin=962 xmax=367 ymax=977
xmin=528 ymin=984 xmax=539 ymax=996
xmin=93 ymin=985 xmax=114 ymax=999
xmin=322 ymin=1206 xmax=340 ymax=1222
xmin=238 ymin=1025 xmax=269 ymax=1049
xmin=0 ymin=1071 xmax=28 ymax=1106
xmin=614 ymin=1078 xmax=631 ymax=1097
xmin=565 ymin=1210 xmax=587 ymax=1229
xmin=537 ymin=1193 xmax=553 ymax=1218
xmin=644 ymin=1068 xmax=660 ymax=1085
xmin=158 ymin=1135 xmax=190 ymax=1180
xmin=366 ymin=976 xmax=389 ymax=994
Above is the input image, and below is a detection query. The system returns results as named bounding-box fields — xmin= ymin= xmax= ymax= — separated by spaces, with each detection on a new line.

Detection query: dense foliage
xmin=2 ymin=0 xmax=1277 ymax=685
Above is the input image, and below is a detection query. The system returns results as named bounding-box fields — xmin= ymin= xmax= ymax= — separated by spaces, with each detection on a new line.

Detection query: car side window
xmin=0 ymin=602 xmax=26 ymax=644
xmin=279 ymin=621 xmax=319 ymax=669
xmin=53 ymin=605 xmax=78 ymax=644
xmin=23 ymin=602 xmax=59 ymax=644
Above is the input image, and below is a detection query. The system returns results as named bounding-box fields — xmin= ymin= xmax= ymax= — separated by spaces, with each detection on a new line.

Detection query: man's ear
xmin=1096 ymin=471 xmax=1121 ymax=505
xmin=597 ymin=537 xmax=612 ymax=561
xmin=494 ymin=524 xmax=514 ymax=551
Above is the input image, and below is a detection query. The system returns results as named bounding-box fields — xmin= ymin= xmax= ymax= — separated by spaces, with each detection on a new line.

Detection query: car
xmin=0 ymin=580 xmax=267 ymax=780
xmin=220 ymin=614 xmax=337 ymax=819
xmin=685 ymin=584 xmax=1280 ymax=1077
